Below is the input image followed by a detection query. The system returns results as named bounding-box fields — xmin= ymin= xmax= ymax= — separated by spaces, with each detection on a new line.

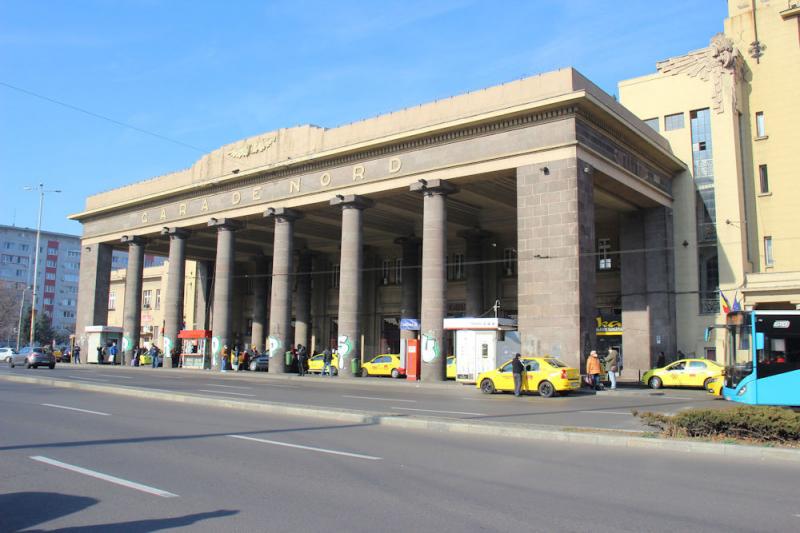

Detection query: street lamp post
xmin=16 ymin=285 xmax=28 ymax=352
xmin=24 ymin=184 xmax=61 ymax=348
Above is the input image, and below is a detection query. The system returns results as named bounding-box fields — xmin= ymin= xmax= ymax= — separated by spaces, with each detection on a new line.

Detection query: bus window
xmin=757 ymin=335 xmax=800 ymax=379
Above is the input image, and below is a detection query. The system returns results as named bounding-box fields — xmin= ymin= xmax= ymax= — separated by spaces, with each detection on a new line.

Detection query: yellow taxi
xmin=706 ymin=376 xmax=724 ymax=397
xmin=476 ymin=356 xmax=580 ymax=398
xmin=307 ymin=353 xmax=339 ymax=375
xmin=361 ymin=354 xmax=403 ymax=378
xmin=446 ymin=355 xmax=455 ymax=379
xmin=641 ymin=358 xmax=723 ymax=390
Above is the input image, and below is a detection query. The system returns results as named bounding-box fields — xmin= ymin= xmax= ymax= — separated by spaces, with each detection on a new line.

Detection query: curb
xmin=3 ymin=374 xmax=798 ymax=463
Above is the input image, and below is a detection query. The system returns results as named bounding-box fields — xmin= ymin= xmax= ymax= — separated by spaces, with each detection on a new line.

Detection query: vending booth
xmin=178 ymin=330 xmax=211 ymax=369
xmin=84 ymin=326 xmax=123 ymax=364
xmin=445 ymin=318 xmax=520 ymax=384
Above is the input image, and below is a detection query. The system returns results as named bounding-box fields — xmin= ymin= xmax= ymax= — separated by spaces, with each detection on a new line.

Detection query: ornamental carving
xmin=656 ymin=33 xmax=742 ymax=114
xmin=227 ymin=135 xmax=276 ymax=159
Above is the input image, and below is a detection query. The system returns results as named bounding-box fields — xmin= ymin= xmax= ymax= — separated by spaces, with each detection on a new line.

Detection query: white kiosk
xmin=84 ymin=326 xmax=123 ymax=364
xmin=445 ymin=317 xmax=520 ymax=384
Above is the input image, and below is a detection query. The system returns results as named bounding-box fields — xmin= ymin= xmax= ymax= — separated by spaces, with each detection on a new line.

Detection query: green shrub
xmin=634 ymin=406 xmax=800 ymax=443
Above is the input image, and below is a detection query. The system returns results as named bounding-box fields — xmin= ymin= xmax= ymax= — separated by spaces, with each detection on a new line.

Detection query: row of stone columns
xmin=115 ymin=178 xmax=465 ymax=380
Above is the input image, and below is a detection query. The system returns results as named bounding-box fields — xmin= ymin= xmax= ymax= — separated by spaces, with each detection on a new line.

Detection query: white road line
xmin=660 ymin=396 xmax=694 ymax=400
xmin=578 ymin=410 xmax=632 ymax=416
xmin=94 ymin=374 xmax=134 ymax=379
xmin=204 ymin=383 xmax=252 ymax=390
xmin=66 ymin=375 xmax=109 ymax=382
xmin=197 ymin=389 xmax=256 ymax=397
xmin=391 ymin=407 xmax=485 ymax=416
xmin=41 ymin=403 xmax=110 ymax=416
xmin=227 ymin=434 xmax=381 ymax=461
xmin=29 ymin=456 xmax=178 ymax=498
xmin=343 ymin=395 xmax=416 ymax=403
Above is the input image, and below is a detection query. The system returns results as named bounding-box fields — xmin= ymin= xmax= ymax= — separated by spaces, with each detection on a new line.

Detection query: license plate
xmin=569 ymin=381 xmax=579 ymax=389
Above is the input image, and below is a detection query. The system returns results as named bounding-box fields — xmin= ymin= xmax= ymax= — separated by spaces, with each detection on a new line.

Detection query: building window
xmin=63 ymin=310 xmax=75 ymax=319
xmin=331 ymin=264 xmax=340 ymax=289
xmin=395 ymin=258 xmax=403 ymax=285
xmin=45 ymin=272 xmax=56 ymax=281
xmin=664 ymin=113 xmax=685 ymax=131
xmin=62 ymin=274 xmax=79 ymax=282
xmin=44 ymin=285 xmax=55 ymax=293
xmin=503 ymin=248 xmax=517 ymax=277
xmin=644 ymin=118 xmax=659 ymax=132
xmin=142 ymin=289 xmax=152 ymax=308
xmin=155 ymin=289 xmax=161 ymax=309
xmin=381 ymin=259 xmax=392 ymax=285
xmin=759 ymin=164 xmax=769 ymax=193
xmin=67 ymin=249 xmax=80 ymax=258
xmin=47 ymin=247 xmax=58 ymax=255
xmin=449 ymin=253 xmax=465 ymax=281
xmin=764 ymin=236 xmax=774 ymax=267
xmin=108 ymin=290 xmax=116 ymax=310
xmin=15 ymin=269 xmax=23 ymax=277
xmin=755 ymin=111 xmax=766 ymax=137
xmin=598 ymin=238 xmax=613 ymax=270
xmin=20 ymin=244 xmax=30 ymax=252
xmin=46 ymin=260 xmax=57 ymax=268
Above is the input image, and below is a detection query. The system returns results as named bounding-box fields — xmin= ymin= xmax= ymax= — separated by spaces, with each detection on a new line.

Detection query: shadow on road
xmin=0 ymin=492 xmax=96 ymax=532
xmin=24 ymin=509 xmax=238 ymax=532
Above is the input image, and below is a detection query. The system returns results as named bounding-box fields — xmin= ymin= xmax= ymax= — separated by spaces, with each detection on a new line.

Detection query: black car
xmin=249 ymin=354 xmax=269 ymax=372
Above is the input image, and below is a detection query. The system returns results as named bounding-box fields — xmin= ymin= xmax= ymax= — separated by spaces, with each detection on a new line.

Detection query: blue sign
xmin=400 ymin=318 xmax=420 ymax=331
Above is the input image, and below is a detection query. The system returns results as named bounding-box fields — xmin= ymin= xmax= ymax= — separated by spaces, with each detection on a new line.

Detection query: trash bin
xmin=351 ymin=358 xmax=360 ymax=376
xmin=285 ymin=351 xmax=292 ymax=367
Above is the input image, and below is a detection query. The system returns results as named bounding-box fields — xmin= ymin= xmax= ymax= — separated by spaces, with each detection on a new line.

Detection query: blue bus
xmin=722 ymin=310 xmax=800 ymax=406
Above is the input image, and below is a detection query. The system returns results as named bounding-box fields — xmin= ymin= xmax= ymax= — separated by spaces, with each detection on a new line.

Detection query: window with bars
xmin=142 ymin=289 xmax=152 ymax=309
xmin=503 ymin=248 xmax=517 ymax=277
xmin=598 ymin=238 xmax=613 ymax=270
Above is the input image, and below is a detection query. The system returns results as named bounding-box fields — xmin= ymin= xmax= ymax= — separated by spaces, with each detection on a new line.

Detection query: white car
xmin=2 ymin=347 xmax=25 ymax=366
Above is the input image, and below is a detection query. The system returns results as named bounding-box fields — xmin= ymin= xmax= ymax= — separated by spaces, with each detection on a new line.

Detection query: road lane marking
xmin=227 ymin=434 xmax=381 ymax=461
xmin=41 ymin=403 xmax=110 ymax=416
xmin=660 ymin=396 xmax=694 ymax=400
xmin=391 ymin=407 xmax=485 ymax=416
xmin=343 ymin=395 xmax=416 ymax=403
xmin=197 ymin=389 xmax=255 ymax=397
xmin=29 ymin=456 xmax=179 ymax=497
xmin=578 ymin=411 xmax=632 ymax=415
xmin=204 ymin=383 xmax=252 ymax=390
xmin=94 ymin=374 xmax=134 ymax=379
xmin=65 ymin=375 xmax=109 ymax=382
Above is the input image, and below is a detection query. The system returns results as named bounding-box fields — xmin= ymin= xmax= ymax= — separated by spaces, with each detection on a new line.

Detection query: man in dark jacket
xmin=297 ymin=344 xmax=308 ymax=376
xmin=322 ymin=348 xmax=333 ymax=377
xmin=512 ymin=353 xmax=525 ymax=397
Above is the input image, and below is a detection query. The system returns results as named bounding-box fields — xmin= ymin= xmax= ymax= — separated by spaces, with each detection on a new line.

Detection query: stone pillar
xmin=411 ymin=179 xmax=457 ymax=382
xmin=331 ymin=194 xmax=374 ymax=378
xmin=265 ymin=207 xmax=302 ymax=373
xmin=621 ymin=206 xmax=677 ymax=376
xmin=121 ymin=235 xmax=146 ymax=366
xmin=516 ymin=160 xmax=595 ymax=371
xmin=460 ymin=228 xmax=490 ymax=317
xmin=294 ymin=249 xmax=312 ymax=352
xmin=208 ymin=218 xmax=243 ymax=369
xmin=194 ymin=261 xmax=212 ymax=330
xmin=310 ymin=253 xmax=328 ymax=354
xmin=250 ymin=253 xmax=269 ymax=353
xmin=161 ymin=227 xmax=190 ymax=368
xmin=75 ymin=242 xmax=112 ymax=356
xmin=395 ymin=236 xmax=421 ymax=344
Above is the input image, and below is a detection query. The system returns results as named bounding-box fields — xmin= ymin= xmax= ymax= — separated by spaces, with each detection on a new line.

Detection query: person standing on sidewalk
xmin=321 ymin=347 xmax=332 ymax=377
xmin=586 ymin=350 xmax=603 ymax=391
xmin=221 ymin=345 xmax=230 ymax=373
xmin=72 ymin=345 xmax=80 ymax=364
xmin=604 ymin=348 xmax=619 ymax=390
xmin=511 ymin=353 xmax=525 ymax=397
xmin=149 ymin=345 xmax=159 ymax=368
xmin=296 ymin=344 xmax=307 ymax=376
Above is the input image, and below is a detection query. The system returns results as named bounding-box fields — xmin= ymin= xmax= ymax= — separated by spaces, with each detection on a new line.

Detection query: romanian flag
xmin=720 ymin=291 xmax=731 ymax=314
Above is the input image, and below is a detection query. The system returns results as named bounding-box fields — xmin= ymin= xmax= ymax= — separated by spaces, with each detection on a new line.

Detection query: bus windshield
xmin=725 ymin=314 xmax=753 ymax=388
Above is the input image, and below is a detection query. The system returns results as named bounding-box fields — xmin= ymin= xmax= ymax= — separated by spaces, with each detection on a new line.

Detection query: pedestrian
xmin=656 ymin=351 xmax=666 ymax=368
xmin=149 ymin=345 xmax=159 ymax=368
xmin=221 ymin=345 xmax=230 ymax=372
xmin=587 ymin=350 xmax=603 ymax=391
xmin=297 ymin=344 xmax=307 ymax=376
xmin=72 ymin=345 xmax=80 ymax=364
xmin=108 ymin=342 xmax=118 ymax=365
xmin=170 ymin=346 xmax=180 ymax=368
xmin=604 ymin=348 xmax=619 ymax=390
xmin=511 ymin=353 xmax=525 ymax=397
xmin=322 ymin=347 xmax=333 ymax=377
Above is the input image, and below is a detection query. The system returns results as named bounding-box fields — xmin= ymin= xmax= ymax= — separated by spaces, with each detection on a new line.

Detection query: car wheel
xmin=250 ymin=361 xmax=257 ymax=371
xmin=4 ymin=356 xmax=10 ymax=364
xmin=331 ymin=367 xmax=338 ymax=376
xmin=480 ymin=379 xmax=496 ymax=394
xmin=361 ymin=368 xmax=369 ymax=377
xmin=538 ymin=380 xmax=555 ymax=398
xmin=9 ymin=360 xmax=14 ymax=368
xmin=703 ymin=377 xmax=713 ymax=390
xmin=649 ymin=376 xmax=662 ymax=389
xmin=49 ymin=363 xmax=55 ymax=369
xmin=25 ymin=362 xmax=32 ymax=369
xmin=391 ymin=368 xmax=400 ymax=379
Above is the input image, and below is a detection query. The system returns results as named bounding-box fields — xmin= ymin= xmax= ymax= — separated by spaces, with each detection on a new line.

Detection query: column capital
xmin=409 ymin=178 xmax=458 ymax=196
xmin=161 ymin=227 xmax=191 ymax=239
xmin=120 ymin=235 xmax=146 ymax=245
xmin=208 ymin=217 xmax=244 ymax=231
xmin=330 ymin=194 xmax=374 ymax=210
xmin=457 ymin=227 xmax=492 ymax=241
xmin=264 ymin=207 xmax=303 ymax=221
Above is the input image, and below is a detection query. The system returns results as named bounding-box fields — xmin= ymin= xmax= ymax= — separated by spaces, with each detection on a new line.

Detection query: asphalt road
xmin=0 ymin=363 xmax=732 ymax=432
xmin=0 ymin=379 xmax=797 ymax=532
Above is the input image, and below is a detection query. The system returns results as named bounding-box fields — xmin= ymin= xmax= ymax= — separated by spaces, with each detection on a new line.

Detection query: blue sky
xmin=0 ymin=0 xmax=727 ymax=235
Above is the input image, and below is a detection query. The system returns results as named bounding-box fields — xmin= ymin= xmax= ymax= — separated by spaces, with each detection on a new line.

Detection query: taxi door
xmin=377 ymin=356 xmax=392 ymax=376
xmin=684 ymin=360 xmax=710 ymax=387
xmin=662 ymin=361 xmax=686 ymax=386
xmin=495 ymin=361 xmax=515 ymax=391
xmin=524 ymin=359 xmax=542 ymax=392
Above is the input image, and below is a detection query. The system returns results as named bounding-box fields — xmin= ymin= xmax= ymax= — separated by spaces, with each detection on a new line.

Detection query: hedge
xmin=633 ymin=405 xmax=800 ymax=443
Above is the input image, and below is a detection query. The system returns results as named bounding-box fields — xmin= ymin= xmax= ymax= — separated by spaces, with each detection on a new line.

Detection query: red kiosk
xmin=178 ymin=330 xmax=212 ymax=369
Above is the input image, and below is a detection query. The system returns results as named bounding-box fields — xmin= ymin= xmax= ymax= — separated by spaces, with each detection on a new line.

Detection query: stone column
xmin=294 ymin=249 xmax=312 ymax=352
xmin=331 ymin=194 xmax=373 ymax=378
xmin=621 ymin=206 xmax=677 ymax=376
xmin=194 ymin=260 xmax=212 ymax=330
xmin=460 ymin=228 xmax=490 ymax=317
xmin=75 ymin=242 xmax=112 ymax=356
xmin=310 ymin=253 xmax=328 ymax=354
xmin=411 ymin=179 xmax=457 ymax=382
xmin=250 ymin=253 xmax=269 ymax=353
xmin=395 ymin=236 xmax=421 ymax=344
xmin=265 ymin=207 xmax=302 ymax=373
xmin=208 ymin=218 xmax=243 ymax=369
xmin=121 ymin=235 xmax=146 ymax=366
xmin=161 ymin=227 xmax=190 ymax=368
xmin=516 ymin=160 xmax=595 ymax=371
